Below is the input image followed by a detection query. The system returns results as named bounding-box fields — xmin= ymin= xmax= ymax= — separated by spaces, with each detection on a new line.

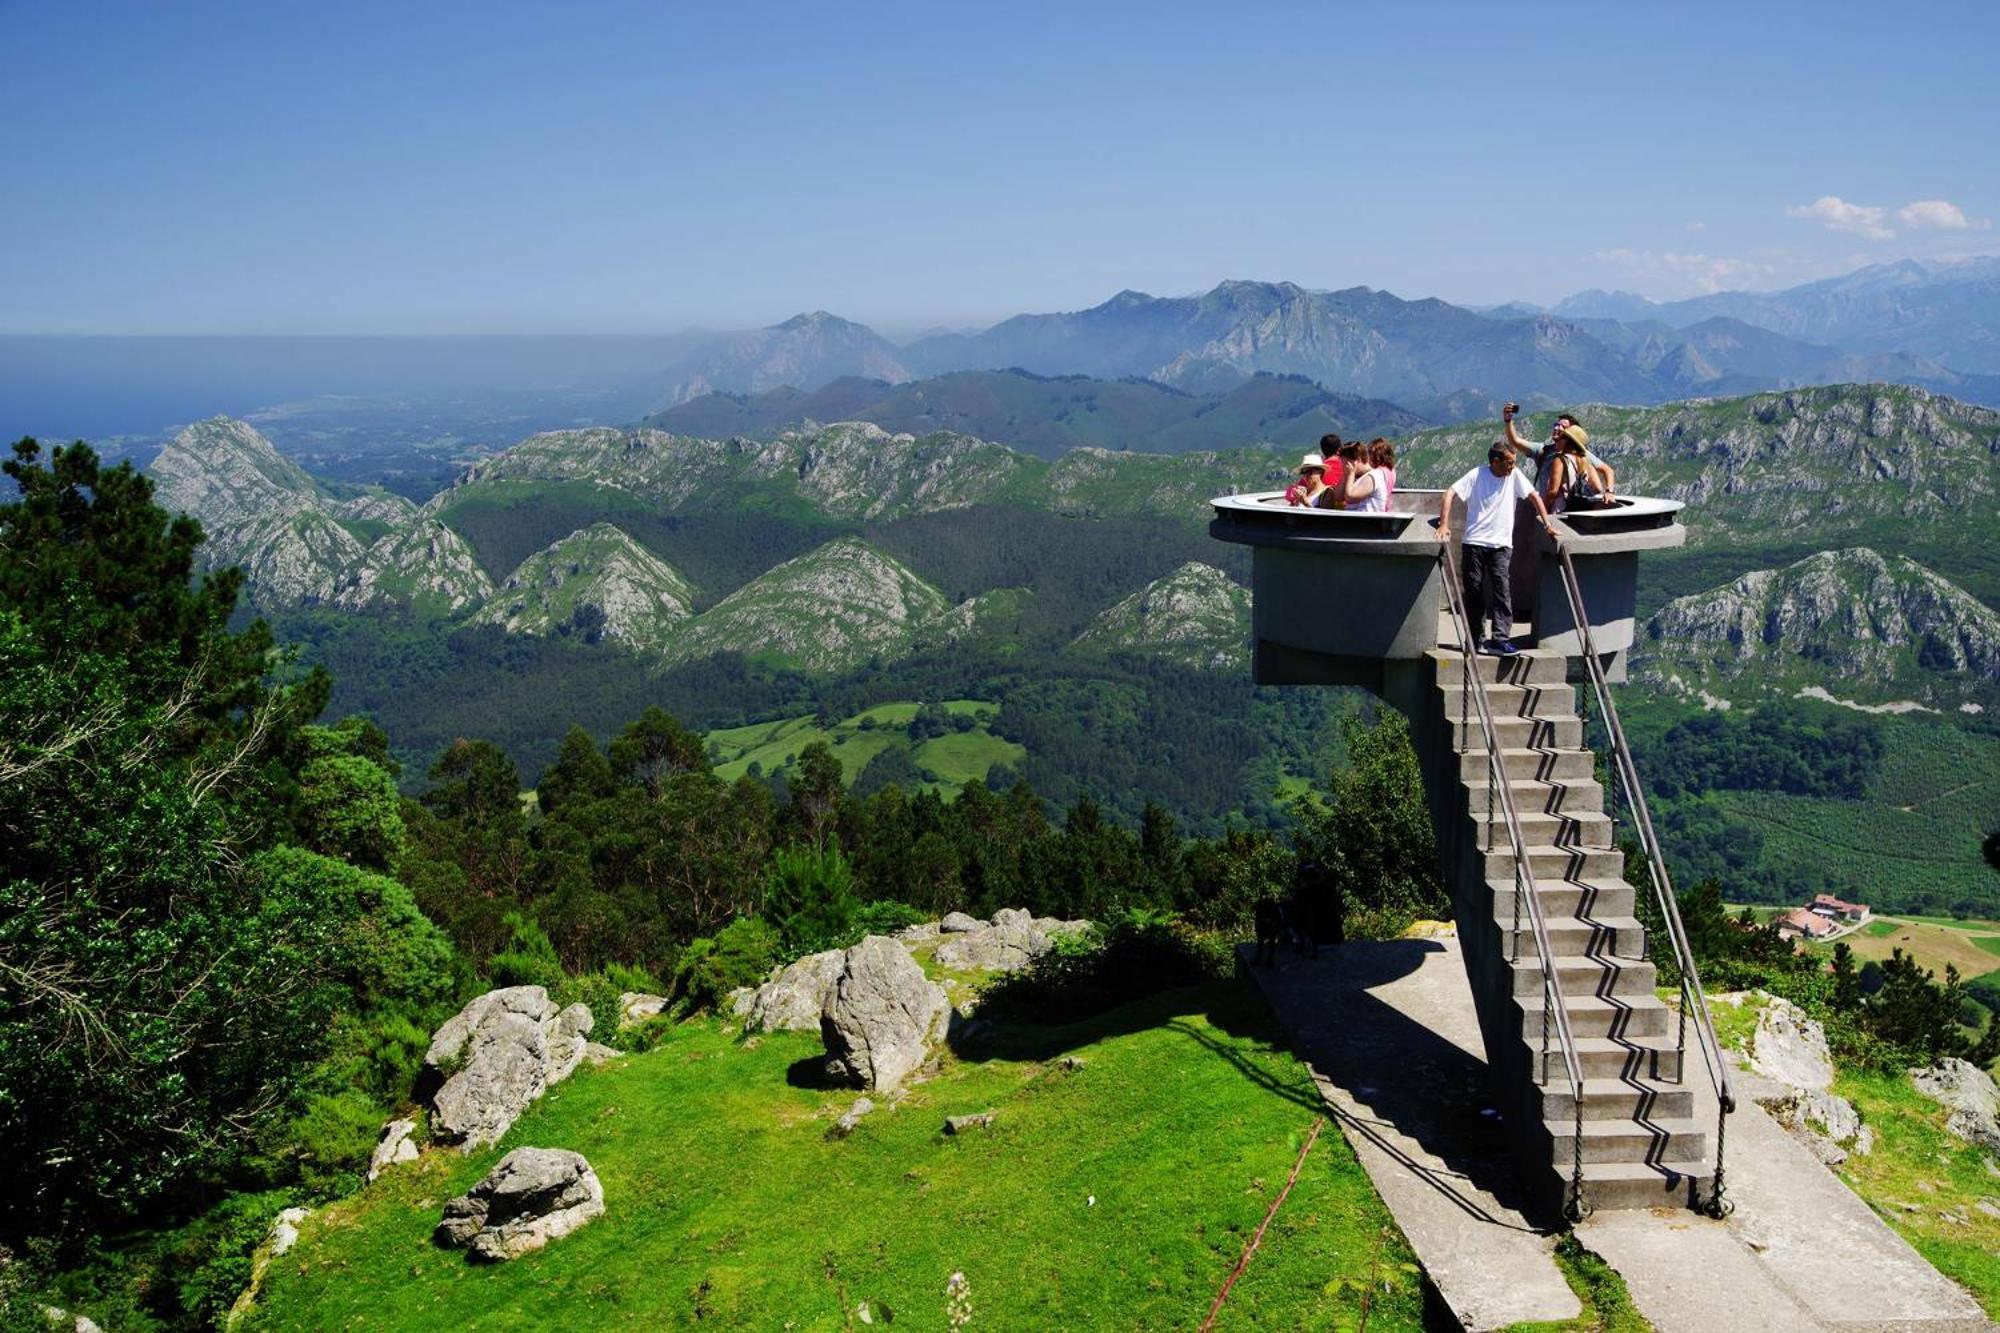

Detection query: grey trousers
xmin=1461 ymin=542 xmax=1513 ymax=642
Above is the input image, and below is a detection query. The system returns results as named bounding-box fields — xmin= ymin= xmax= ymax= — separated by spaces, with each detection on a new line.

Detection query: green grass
xmin=1864 ymin=920 xmax=1903 ymax=939
xmin=707 ymin=700 xmax=1025 ymax=794
xmin=249 ymin=983 xmax=1423 ymax=1331
xmin=1507 ymin=1234 xmax=1651 ymax=1333
xmin=1831 ymin=1067 xmax=2000 ymax=1319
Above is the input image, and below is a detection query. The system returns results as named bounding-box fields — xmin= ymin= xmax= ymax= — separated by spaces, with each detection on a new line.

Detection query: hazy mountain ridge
xmin=1555 ymin=258 xmax=2000 ymax=374
xmin=1637 ymin=548 xmax=2000 ymax=712
xmin=643 ymin=368 xmax=1428 ymax=459
xmin=653 ymin=311 xmax=914 ymax=406
xmin=648 ymin=263 xmax=2000 ymax=416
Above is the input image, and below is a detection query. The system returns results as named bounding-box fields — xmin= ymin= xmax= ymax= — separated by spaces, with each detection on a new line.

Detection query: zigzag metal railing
xmin=1551 ymin=540 xmax=1736 ymax=1219
xmin=1435 ymin=545 xmax=1591 ymax=1223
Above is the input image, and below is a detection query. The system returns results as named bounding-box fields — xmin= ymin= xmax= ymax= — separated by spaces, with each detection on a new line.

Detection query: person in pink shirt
xmin=1370 ymin=438 xmax=1396 ymax=506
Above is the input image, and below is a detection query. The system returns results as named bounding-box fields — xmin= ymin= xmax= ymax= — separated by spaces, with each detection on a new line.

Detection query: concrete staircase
xmin=1414 ymin=639 xmax=1718 ymax=1213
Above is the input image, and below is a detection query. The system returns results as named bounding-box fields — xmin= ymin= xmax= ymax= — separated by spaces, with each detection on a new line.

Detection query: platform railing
xmin=1551 ymin=541 xmax=1736 ymax=1218
xmin=1435 ymin=545 xmax=1592 ymax=1222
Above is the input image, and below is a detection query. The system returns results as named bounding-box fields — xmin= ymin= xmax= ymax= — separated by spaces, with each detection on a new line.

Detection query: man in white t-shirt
xmin=1436 ymin=443 xmax=1559 ymax=656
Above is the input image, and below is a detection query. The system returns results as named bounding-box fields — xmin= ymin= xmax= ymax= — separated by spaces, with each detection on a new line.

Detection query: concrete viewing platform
xmin=1243 ymin=934 xmax=1991 ymax=1332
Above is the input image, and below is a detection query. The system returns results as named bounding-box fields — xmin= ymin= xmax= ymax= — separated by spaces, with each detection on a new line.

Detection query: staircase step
xmin=1430 ymin=649 xmax=1569 ymax=686
xmin=1498 ymin=914 xmax=1646 ymax=960
xmin=1458 ymin=747 xmax=1595 ymax=782
xmin=1481 ymin=844 xmax=1626 ymax=882
xmin=1472 ymin=807 xmax=1614 ymax=848
xmin=1488 ymin=876 xmax=1635 ymax=918
xmin=1432 ymin=680 xmax=1577 ymax=719
xmin=1465 ymin=776 xmax=1606 ymax=817
xmin=1570 ymin=1035 xmax=1683 ymax=1081
xmin=1535 ymin=992 xmax=1671 ymax=1040
xmin=1537 ymin=1077 xmax=1695 ymax=1123
xmin=1574 ymin=1159 xmax=1715 ymax=1211
xmin=1548 ymin=1116 xmax=1710 ymax=1165
xmin=1446 ymin=713 xmax=1583 ymax=749
xmin=1512 ymin=954 xmax=1657 ymax=999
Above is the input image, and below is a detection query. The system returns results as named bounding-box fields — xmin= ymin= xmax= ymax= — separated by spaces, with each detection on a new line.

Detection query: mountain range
xmin=149 ymin=383 xmax=2000 ymax=697
xmin=1548 ymin=258 xmax=2000 ymax=373
xmin=647 ymin=262 xmax=2000 ymax=422
xmin=642 ymin=369 xmax=1426 ymax=459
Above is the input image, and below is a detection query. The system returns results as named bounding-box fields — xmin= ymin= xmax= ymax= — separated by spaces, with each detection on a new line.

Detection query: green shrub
xmin=978 ymin=910 xmax=1229 ymax=1023
xmin=488 ymin=912 xmax=566 ymax=992
xmin=671 ymin=916 xmax=780 ymax=1014
xmin=762 ymin=843 xmax=859 ymax=959
xmin=284 ymin=1088 xmax=382 ymax=1194
xmin=848 ymin=899 xmax=928 ymax=941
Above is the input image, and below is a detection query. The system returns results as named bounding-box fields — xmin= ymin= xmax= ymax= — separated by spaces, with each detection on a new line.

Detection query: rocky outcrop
xmin=435 ymin=1148 xmax=605 ymax=1262
xmin=424 ymin=988 xmax=594 ymax=1149
xmin=1639 ymin=548 xmax=2000 ymax=710
xmin=933 ymin=909 xmax=1090 ymax=973
xmin=821 ymin=936 xmax=950 ymax=1093
xmin=739 ymin=949 xmax=847 ymax=1033
xmin=1072 ymin=562 xmax=1251 ymax=671
xmin=1748 ymin=996 xmax=1867 ymax=1160
xmin=661 ymin=537 xmax=953 ymax=674
xmin=468 ymin=524 xmax=697 ymax=651
xmin=222 ymin=1207 xmax=311 ymax=1328
xmin=1910 ymin=1059 xmax=2000 ymax=1152
xmin=617 ymin=992 xmax=669 ymax=1028
xmin=939 ymin=912 xmax=982 ymax=933
xmin=367 ymin=1118 xmax=419 ymax=1182
xmin=334 ymin=519 xmax=495 ymax=616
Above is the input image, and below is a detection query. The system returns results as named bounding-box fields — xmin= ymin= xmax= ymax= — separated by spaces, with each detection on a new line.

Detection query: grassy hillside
xmin=248 ymin=984 xmax=1423 ymax=1331
xmin=1630 ymin=697 xmax=2000 ymax=918
xmin=707 ymin=700 xmax=1027 ymax=792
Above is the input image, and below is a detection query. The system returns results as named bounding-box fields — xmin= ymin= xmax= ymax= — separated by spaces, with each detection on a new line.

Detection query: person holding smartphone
xmin=1436 ymin=442 xmax=1559 ymax=656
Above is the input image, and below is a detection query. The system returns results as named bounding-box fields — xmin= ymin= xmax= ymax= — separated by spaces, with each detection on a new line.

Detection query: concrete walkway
xmin=1243 ymin=934 xmax=1994 ymax=1332
xmin=1240 ymin=935 xmax=1581 ymax=1330
xmin=1579 ymin=1062 xmax=1991 ymax=1332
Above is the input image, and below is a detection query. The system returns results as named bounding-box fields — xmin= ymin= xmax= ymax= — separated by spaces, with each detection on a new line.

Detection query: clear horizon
xmin=3 ymin=1 xmax=1996 ymax=335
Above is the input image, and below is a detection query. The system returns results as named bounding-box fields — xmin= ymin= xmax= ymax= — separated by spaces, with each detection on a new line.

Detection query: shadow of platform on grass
xmin=1242 ymin=935 xmax=1583 ymax=1330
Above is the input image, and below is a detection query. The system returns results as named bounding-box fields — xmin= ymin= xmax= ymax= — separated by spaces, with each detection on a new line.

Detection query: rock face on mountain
xmin=151 ymin=416 xmax=330 ymax=525
xmin=664 ymin=537 xmax=952 ymax=674
xmin=433 ymin=421 xmax=1041 ymax=523
xmin=1637 ymin=548 xmax=2000 ymax=710
xmin=469 ymin=523 xmax=696 ymax=651
xmin=655 ymin=311 xmax=915 ymax=405
xmin=334 ymin=518 xmax=494 ymax=615
xmin=424 ymin=987 xmax=595 ymax=1149
xmin=1072 ymin=562 xmax=1251 ymax=670
xmin=435 ymin=1147 xmax=605 ymax=1261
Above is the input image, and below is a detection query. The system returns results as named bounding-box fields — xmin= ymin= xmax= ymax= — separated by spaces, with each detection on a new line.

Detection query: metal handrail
xmin=1435 ymin=545 xmax=1592 ymax=1222
xmin=1550 ymin=541 xmax=1736 ymax=1218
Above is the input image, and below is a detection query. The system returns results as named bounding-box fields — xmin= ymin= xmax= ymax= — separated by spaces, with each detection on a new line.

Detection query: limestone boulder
xmin=435 ymin=1147 xmax=605 ymax=1262
xmin=617 ymin=991 xmax=668 ymax=1028
xmin=367 ymin=1118 xmax=419 ymax=1182
xmin=1910 ymin=1059 xmax=2000 ymax=1152
xmin=939 ymin=911 xmax=984 ymax=933
xmin=821 ymin=936 xmax=949 ymax=1093
xmin=934 ymin=916 xmax=1046 ymax=972
xmin=1749 ymin=996 xmax=1834 ymax=1092
xmin=424 ymin=987 xmax=595 ymax=1149
xmin=741 ymin=948 xmax=848 ymax=1033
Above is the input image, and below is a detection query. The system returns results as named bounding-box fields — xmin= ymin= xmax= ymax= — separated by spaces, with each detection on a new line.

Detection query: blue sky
xmin=2 ymin=0 xmax=1995 ymax=334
